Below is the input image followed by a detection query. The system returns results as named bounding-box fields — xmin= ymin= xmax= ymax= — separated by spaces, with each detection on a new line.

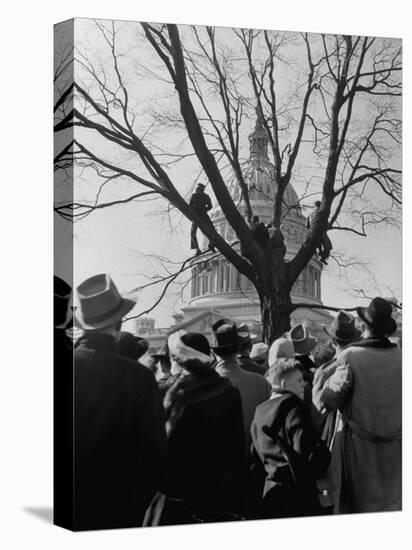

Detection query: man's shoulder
xmin=240 ymin=367 xmax=270 ymax=390
xmin=77 ymin=348 xmax=155 ymax=383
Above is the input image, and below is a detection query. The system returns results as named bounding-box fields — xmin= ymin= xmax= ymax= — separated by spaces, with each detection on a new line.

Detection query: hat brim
xmin=75 ymin=297 xmax=136 ymax=330
xmin=293 ymin=337 xmax=317 ymax=355
xmin=357 ymin=307 xmax=397 ymax=336
xmin=324 ymin=326 xmax=362 ymax=343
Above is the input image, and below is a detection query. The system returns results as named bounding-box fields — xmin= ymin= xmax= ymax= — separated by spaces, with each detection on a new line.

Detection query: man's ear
xmin=280 ymin=378 xmax=287 ymax=390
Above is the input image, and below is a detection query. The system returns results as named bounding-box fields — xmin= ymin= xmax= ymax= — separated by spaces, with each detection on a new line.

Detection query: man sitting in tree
xmin=189 ymin=183 xmax=215 ymax=256
xmin=306 ymin=201 xmax=332 ymax=265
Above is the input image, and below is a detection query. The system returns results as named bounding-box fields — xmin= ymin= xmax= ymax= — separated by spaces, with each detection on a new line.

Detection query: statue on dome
xmin=189 ymin=183 xmax=216 ymax=256
xmin=306 ymin=201 xmax=332 ymax=265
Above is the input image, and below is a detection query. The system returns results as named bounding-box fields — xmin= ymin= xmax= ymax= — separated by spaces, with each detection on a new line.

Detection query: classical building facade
xmin=136 ymin=113 xmax=333 ymax=352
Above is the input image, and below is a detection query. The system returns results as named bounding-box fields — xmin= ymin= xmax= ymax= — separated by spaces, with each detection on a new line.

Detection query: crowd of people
xmin=54 ymin=273 xmax=402 ymax=530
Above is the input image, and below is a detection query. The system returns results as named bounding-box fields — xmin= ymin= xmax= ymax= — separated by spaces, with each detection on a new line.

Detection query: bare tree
xmin=54 ymin=22 xmax=401 ymax=342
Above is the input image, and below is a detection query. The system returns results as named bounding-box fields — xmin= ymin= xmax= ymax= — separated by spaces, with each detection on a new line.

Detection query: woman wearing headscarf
xmin=144 ymin=330 xmax=245 ymax=526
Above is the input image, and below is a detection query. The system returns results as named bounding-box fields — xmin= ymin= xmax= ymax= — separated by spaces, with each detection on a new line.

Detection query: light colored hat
xmin=250 ymin=342 xmax=269 ymax=363
xmin=288 ymin=323 xmax=317 ymax=355
xmin=268 ymin=337 xmax=295 ymax=367
xmin=75 ymin=274 xmax=136 ymax=330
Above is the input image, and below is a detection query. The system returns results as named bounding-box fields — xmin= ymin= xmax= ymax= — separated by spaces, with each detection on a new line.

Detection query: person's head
xmin=357 ymin=297 xmax=397 ymax=340
xmin=118 ymin=332 xmax=149 ymax=361
xmin=151 ymin=343 xmax=171 ymax=377
xmin=267 ymin=358 xmax=305 ymax=400
xmin=324 ymin=310 xmax=361 ymax=351
xmin=196 ymin=183 xmax=206 ymax=192
xmin=250 ymin=342 xmax=269 ymax=370
xmin=314 ymin=200 xmax=321 ymax=209
xmin=252 ymin=215 xmax=260 ymax=223
xmin=268 ymin=337 xmax=295 ymax=368
xmin=237 ymin=323 xmax=256 ymax=355
xmin=75 ymin=274 xmax=136 ymax=337
xmin=211 ymin=320 xmax=239 ymax=358
xmin=168 ymin=330 xmax=213 ymax=375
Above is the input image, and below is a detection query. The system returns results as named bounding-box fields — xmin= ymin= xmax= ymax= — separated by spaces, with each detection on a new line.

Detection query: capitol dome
xmin=178 ymin=111 xmax=332 ymax=340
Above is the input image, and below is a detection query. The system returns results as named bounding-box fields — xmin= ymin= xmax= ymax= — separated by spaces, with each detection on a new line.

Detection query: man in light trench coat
xmin=315 ymin=298 xmax=401 ymax=514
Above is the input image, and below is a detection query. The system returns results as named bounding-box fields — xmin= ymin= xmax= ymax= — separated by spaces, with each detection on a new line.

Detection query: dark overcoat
xmin=73 ymin=333 xmax=167 ymax=530
xmin=251 ymin=390 xmax=329 ymax=519
xmin=145 ymin=369 xmax=246 ymax=525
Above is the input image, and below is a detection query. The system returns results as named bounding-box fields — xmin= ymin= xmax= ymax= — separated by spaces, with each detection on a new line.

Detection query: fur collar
xmin=160 ymin=369 xmax=231 ymax=436
xmin=348 ymin=337 xmax=397 ymax=349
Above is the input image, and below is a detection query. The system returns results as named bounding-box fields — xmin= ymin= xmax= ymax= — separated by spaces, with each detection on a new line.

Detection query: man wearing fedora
xmin=212 ymin=320 xmax=270 ymax=449
xmin=73 ymin=274 xmax=167 ymax=530
xmin=318 ymin=297 xmax=401 ymax=514
xmin=237 ymin=323 xmax=267 ymax=376
xmin=312 ymin=311 xmax=361 ymax=416
xmin=189 ymin=182 xmax=215 ymax=256
xmin=288 ymin=324 xmax=317 ymax=403
xmin=312 ymin=311 xmax=361 ymax=447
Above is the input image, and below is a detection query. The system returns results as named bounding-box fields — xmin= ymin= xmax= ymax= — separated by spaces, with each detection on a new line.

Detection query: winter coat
xmin=73 ymin=333 xmax=167 ymax=530
xmin=144 ymin=368 xmax=245 ymax=525
xmin=189 ymin=190 xmax=212 ymax=216
xmin=319 ymin=338 xmax=402 ymax=514
xmin=216 ymin=358 xmax=271 ymax=448
xmin=251 ymin=390 xmax=330 ymax=518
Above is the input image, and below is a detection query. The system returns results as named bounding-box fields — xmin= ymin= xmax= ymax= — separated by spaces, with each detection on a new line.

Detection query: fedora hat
xmin=211 ymin=319 xmax=239 ymax=354
xmin=324 ymin=311 xmax=361 ymax=343
xmin=357 ymin=297 xmax=397 ymax=337
xmin=54 ymin=275 xmax=72 ymax=329
xmin=237 ymin=323 xmax=258 ymax=345
xmin=288 ymin=324 xmax=317 ymax=355
xmin=75 ymin=274 xmax=136 ymax=330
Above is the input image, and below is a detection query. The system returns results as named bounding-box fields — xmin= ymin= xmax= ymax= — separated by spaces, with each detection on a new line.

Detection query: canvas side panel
xmin=53 ymin=18 xmax=75 ymax=532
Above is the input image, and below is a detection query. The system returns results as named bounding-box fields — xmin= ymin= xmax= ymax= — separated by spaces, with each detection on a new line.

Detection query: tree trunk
xmin=260 ymin=291 xmax=292 ymax=344
xmin=257 ymin=247 xmax=292 ymax=344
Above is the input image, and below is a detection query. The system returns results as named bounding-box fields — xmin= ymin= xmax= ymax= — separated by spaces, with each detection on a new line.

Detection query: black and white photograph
xmin=3 ymin=2 xmax=410 ymax=548
xmin=53 ymin=15 xmax=403 ymax=531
